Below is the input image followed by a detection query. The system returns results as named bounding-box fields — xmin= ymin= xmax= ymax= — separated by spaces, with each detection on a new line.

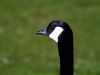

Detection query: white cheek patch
xmin=49 ymin=27 xmax=64 ymax=43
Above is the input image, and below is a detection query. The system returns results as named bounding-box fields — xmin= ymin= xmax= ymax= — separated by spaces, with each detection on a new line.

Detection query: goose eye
xmin=50 ymin=26 xmax=54 ymax=29
xmin=51 ymin=25 xmax=57 ymax=29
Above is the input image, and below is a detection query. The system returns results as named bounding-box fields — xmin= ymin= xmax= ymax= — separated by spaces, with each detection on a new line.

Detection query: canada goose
xmin=36 ymin=20 xmax=73 ymax=75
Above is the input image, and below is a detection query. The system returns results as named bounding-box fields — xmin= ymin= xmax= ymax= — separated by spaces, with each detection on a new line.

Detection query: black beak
xmin=36 ymin=28 xmax=48 ymax=36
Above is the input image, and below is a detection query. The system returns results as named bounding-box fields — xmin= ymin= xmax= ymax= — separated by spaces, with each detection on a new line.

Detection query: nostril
xmin=41 ymin=30 xmax=44 ymax=31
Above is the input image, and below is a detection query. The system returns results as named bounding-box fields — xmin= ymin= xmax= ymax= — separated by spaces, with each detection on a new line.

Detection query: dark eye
xmin=53 ymin=22 xmax=57 ymax=26
xmin=50 ymin=24 xmax=57 ymax=29
xmin=50 ymin=26 xmax=54 ymax=29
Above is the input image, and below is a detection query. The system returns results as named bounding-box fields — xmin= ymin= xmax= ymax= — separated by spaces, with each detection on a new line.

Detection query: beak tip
xmin=36 ymin=31 xmax=41 ymax=35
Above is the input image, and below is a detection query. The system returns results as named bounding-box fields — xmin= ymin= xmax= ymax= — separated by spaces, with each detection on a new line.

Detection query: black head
xmin=36 ymin=20 xmax=72 ymax=42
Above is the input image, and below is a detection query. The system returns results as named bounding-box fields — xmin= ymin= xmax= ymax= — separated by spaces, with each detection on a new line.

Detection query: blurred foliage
xmin=0 ymin=0 xmax=100 ymax=75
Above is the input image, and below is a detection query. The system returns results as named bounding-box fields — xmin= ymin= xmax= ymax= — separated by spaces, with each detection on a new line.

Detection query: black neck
xmin=57 ymin=30 xmax=73 ymax=75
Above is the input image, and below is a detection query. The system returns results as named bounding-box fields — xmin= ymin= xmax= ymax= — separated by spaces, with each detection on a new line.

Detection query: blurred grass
xmin=0 ymin=0 xmax=100 ymax=75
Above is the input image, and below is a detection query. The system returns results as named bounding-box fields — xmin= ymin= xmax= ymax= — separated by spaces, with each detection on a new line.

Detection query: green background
xmin=0 ymin=0 xmax=100 ymax=75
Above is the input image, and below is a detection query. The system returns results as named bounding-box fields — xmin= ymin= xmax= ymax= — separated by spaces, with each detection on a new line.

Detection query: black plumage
xmin=36 ymin=20 xmax=73 ymax=75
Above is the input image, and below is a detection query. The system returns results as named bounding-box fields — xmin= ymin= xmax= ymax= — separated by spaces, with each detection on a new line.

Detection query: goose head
xmin=36 ymin=20 xmax=72 ymax=43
